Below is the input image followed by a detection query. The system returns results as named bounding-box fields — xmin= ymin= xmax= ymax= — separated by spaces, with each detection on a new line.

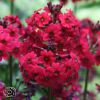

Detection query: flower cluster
xmin=19 ymin=3 xmax=81 ymax=99
xmin=19 ymin=2 xmax=100 ymax=99
xmin=0 ymin=16 xmax=24 ymax=60
xmin=0 ymin=1 xmax=100 ymax=100
xmin=81 ymin=19 xmax=100 ymax=67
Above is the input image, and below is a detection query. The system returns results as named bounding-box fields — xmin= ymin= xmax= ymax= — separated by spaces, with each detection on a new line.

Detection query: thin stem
xmin=83 ymin=69 xmax=89 ymax=100
xmin=10 ymin=0 xmax=14 ymax=15
xmin=9 ymin=0 xmax=14 ymax=88
xmin=8 ymin=1 xmax=14 ymax=100
xmin=9 ymin=56 xmax=13 ymax=87
xmin=16 ymin=81 xmax=23 ymax=90
xmin=5 ymin=65 xmax=9 ymax=85
xmin=47 ymin=88 xmax=55 ymax=100
xmin=73 ymin=3 xmax=77 ymax=15
xmin=48 ymin=88 xmax=51 ymax=100
xmin=8 ymin=56 xmax=13 ymax=100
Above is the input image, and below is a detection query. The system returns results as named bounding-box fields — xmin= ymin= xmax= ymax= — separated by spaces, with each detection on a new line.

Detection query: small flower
xmin=9 ymin=41 xmax=22 ymax=58
xmin=80 ymin=52 xmax=95 ymax=68
xmin=59 ymin=10 xmax=79 ymax=28
xmin=0 ymin=33 xmax=11 ymax=46
xmin=4 ymin=15 xmax=22 ymax=28
xmin=39 ymin=50 xmax=55 ymax=65
xmin=7 ymin=25 xmax=19 ymax=39
xmin=45 ymin=23 xmax=61 ymax=39
xmin=20 ymin=51 xmax=37 ymax=67
xmin=0 ymin=43 xmax=8 ymax=61
xmin=35 ymin=12 xmax=51 ymax=27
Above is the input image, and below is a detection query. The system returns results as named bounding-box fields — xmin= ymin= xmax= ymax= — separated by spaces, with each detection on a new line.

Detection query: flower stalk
xmin=8 ymin=1 xmax=14 ymax=100
xmin=47 ymin=88 xmax=55 ymax=100
xmin=83 ymin=69 xmax=89 ymax=100
xmin=48 ymin=88 xmax=52 ymax=100
xmin=9 ymin=0 xmax=14 ymax=87
xmin=10 ymin=0 xmax=14 ymax=15
xmin=9 ymin=56 xmax=13 ymax=87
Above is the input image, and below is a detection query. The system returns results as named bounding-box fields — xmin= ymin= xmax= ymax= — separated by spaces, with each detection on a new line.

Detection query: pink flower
xmin=4 ymin=15 xmax=22 ymax=28
xmin=59 ymin=10 xmax=80 ymax=28
xmin=39 ymin=50 xmax=55 ymax=65
xmin=74 ymin=38 xmax=89 ymax=55
xmin=20 ymin=51 xmax=37 ymax=67
xmin=45 ymin=23 xmax=61 ymax=40
xmin=0 ymin=33 xmax=11 ymax=46
xmin=35 ymin=12 xmax=51 ymax=27
xmin=80 ymin=52 xmax=95 ymax=68
xmin=27 ymin=27 xmax=48 ymax=45
xmin=10 ymin=41 xmax=22 ymax=58
xmin=0 ymin=43 xmax=8 ymax=61
xmin=7 ymin=25 xmax=19 ymax=39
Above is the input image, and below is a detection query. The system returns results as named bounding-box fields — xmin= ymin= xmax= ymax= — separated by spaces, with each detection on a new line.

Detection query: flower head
xmin=39 ymin=50 xmax=55 ymax=65
xmin=59 ymin=10 xmax=80 ymax=28
xmin=35 ymin=12 xmax=51 ymax=27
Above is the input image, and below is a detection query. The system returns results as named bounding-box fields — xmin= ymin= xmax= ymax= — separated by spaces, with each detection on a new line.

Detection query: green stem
xmin=47 ymin=88 xmax=55 ymax=100
xmin=10 ymin=1 xmax=14 ymax=15
xmin=9 ymin=0 xmax=14 ymax=88
xmin=9 ymin=56 xmax=13 ymax=87
xmin=48 ymin=88 xmax=51 ymax=100
xmin=73 ymin=3 xmax=77 ymax=15
xmin=83 ymin=69 xmax=89 ymax=100
xmin=8 ymin=1 xmax=14 ymax=100
xmin=8 ymin=56 xmax=13 ymax=100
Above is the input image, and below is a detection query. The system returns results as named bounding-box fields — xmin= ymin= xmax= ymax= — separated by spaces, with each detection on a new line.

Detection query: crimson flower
xmin=35 ymin=12 xmax=51 ymax=27
xmin=0 ymin=43 xmax=8 ymax=61
xmin=39 ymin=50 xmax=55 ymax=65
xmin=80 ymin=52 xmax=95 ymax=69
xmin=59 ymin=10 xmax=80 ymax=28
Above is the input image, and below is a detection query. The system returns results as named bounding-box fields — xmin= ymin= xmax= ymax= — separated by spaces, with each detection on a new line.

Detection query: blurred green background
xmin=0 ymin=0 xmax=100 ymax=22
xmin=0 ymin=0 xmax=100 ymax=100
